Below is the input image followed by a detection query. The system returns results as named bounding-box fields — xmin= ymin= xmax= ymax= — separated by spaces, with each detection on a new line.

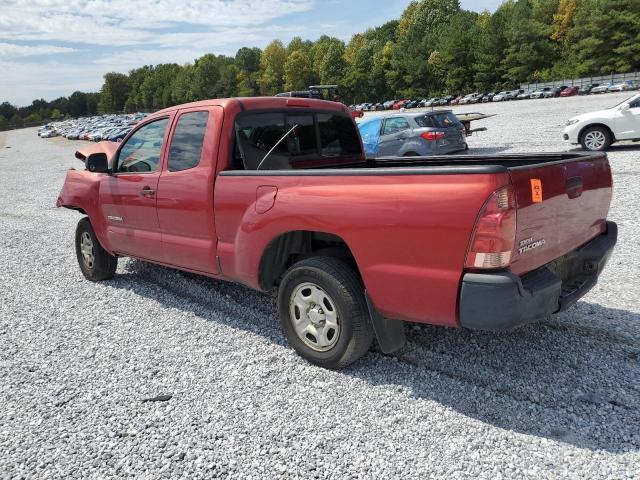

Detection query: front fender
xmin=57 ymin=169 xmax=113 ymax=253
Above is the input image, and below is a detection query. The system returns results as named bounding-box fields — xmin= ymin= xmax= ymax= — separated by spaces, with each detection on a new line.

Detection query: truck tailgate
xmin=509 ymin=154 xmax=612 ymax=276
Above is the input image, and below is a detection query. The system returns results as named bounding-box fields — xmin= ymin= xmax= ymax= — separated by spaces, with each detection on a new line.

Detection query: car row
xmin=37 ymin=113 xmax=147 ymax=142
xmin=348 ymin=80 xmax=640 ymax=113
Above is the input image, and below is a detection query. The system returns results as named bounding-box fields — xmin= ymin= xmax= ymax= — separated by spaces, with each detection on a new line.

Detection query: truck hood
xmin=74 ymin=141 xmax=119 ymax=167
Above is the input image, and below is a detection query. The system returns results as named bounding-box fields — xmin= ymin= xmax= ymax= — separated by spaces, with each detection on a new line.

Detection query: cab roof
xmin=151 ymin=96 xmax=347 ymax=117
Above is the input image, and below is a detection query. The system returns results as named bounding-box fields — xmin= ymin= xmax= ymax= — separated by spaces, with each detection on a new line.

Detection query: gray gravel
xmin=1 ymin=93 xmax=639 ymax=479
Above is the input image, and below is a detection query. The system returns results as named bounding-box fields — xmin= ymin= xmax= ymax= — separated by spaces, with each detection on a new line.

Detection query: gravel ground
xmin=1 ymin=93 xmax=639 ymax=479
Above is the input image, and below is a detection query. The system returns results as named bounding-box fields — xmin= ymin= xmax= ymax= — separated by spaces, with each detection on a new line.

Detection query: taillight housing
xmin=465 ymin=186 xmax=517 ymax=269
xmin=421 ymin=131 xmax=445 ymax=141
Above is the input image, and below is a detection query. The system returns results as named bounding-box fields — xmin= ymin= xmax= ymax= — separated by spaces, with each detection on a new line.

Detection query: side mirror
xmin=620 ymin=103 xmax=630 ymax=112
xmin=86 ymin=152 xmax=110 ymax=173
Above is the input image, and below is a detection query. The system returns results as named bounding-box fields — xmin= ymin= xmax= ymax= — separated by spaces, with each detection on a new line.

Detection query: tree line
xmin=2 ymin=0 xmax=639 ymax=130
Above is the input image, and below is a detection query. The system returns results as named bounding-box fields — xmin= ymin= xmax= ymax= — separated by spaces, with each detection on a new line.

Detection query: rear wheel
xmin=75 ymin=217 xmax=117 ymax=281
xmin=403 ymin=151 xmax=419 ymax=157
xmin=580 ymin=126 xmax=611 ymax=151
xmin=278 ymin=257 xmax=374 ymax=369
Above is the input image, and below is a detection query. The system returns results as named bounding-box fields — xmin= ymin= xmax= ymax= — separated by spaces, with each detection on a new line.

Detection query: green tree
xmin=284 ymin=50 xmax=316 ymax=91
xmin=0 ymin=115 xmax=8 ymax=131
xmin=23 ymin=113 xmax=42 ymax=126
xmin=568 ymin=0 xmax=640 ymax=75
xmin=500 ymin=0 xmax=558 ymax=85
xmin=99 ymin=72 xmax=131 ymax=113
xmin=9 ymin=114 xmax=23 ymax=129
xmin=235 ymin=47 xmax=262 ymax=72
xmin=258 ymin=40 xmax=287 ymax=95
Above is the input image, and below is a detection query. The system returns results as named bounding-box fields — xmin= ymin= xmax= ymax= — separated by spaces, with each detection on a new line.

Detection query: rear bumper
xmin=459 ymin=221 xmax=617 ymax=331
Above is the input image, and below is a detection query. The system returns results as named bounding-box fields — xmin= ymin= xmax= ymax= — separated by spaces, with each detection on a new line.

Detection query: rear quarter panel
xmin=214 ymin=172 xmax=507 ymax=326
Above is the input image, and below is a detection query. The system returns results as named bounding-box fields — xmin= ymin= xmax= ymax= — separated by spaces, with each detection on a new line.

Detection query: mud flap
xmin=365 ymin=292 xmax=406 ymax=354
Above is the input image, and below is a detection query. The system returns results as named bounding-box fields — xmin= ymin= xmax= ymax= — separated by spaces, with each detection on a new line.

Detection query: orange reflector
xmin=530 ymin=178 xmax=543 ymax=203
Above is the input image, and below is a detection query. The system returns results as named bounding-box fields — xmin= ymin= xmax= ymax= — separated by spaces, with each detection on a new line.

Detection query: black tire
xmin=403 ymin=151 xmax=419 ymax=157
xmin=580 ymin=126 xmax=612 ymax=151
xmin=75 ymin=217 xmax=117 ymax=281
xmin=278 ymin=257 xmax=374 ymax=369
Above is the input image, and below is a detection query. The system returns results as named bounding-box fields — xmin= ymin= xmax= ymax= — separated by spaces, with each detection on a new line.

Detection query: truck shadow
xmin=110 ymin=260 xmax=639 ymax=454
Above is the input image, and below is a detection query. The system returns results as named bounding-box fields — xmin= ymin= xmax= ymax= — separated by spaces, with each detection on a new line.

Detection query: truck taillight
xmin=421 ymin=131 xmax=445 ymax=141
xmin=465 ymin=186 xmax=517 ymax=269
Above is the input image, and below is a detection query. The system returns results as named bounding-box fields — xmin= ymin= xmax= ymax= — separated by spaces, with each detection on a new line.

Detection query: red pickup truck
xmin=57 ymin=97 xmax=617 ymax=369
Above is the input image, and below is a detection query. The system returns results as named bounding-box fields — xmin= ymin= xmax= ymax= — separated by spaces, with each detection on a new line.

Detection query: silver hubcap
xmin=80 ymin=232 xmax=95 ymax=269
xmin=584 ymin=130 xmax=606 ymax=150
xmin=289 ymin=282 xmax=340 ymax=352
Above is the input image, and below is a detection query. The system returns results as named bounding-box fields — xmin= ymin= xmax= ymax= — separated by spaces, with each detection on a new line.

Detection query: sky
xmin=0 ymin=0 xmax=503 ymax=106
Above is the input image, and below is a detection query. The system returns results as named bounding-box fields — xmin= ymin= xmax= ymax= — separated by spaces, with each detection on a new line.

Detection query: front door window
xmin=117 ymin=118 xmax=169 ymax=173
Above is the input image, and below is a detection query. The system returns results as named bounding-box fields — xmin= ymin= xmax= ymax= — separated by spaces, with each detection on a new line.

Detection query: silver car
xmin=358 ymin=111 xmax=468 ymax=158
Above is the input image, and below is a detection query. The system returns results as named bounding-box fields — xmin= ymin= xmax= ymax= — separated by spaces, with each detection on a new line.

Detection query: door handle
xmin=140 ymin=186 xmax=156 ymax=197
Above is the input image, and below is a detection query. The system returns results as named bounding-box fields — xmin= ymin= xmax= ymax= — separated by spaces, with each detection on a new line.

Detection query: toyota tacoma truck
xmin=57 ymin=97 xmax=617 ymax=369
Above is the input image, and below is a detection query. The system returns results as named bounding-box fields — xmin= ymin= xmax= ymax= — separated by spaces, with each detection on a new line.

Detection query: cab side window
xmin=117 ymin=118 xmax=169 ymax=173
xmin=382 ymin=117 xmax=410 ymax=135
xmin=168 ymin=111 xmax=209 ymax=172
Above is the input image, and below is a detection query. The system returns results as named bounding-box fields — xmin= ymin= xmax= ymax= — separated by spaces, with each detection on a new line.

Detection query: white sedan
xmin=563 ymin=93 xmax=640 ymax=150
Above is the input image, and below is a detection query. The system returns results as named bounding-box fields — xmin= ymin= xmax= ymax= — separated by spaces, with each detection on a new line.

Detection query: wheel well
xmin=579 ymin=123 xmax=615 ymax=143
xmin=258 ymin=231 xmax=358 ymax=290
xmin=403 ymin=151 xmax=419 ymax=157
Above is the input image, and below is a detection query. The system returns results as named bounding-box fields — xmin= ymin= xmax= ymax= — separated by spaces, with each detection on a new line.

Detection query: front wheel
xmin=580 ymin=126 xmax=611 ymax=151
xmin=75 ymin=217 xmax=117 ymax=281
xmin=278 ymin=257 xmax=374 ymax=369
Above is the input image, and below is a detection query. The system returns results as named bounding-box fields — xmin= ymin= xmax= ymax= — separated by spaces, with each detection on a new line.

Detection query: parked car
xmin=530 ymin=88 xmax=551 ymax=99
xmin=563 ymin=93 xmax=640 ymax=150
xmin=358 ymin=111 xmax=467 ymax=159
xmin=450 ymin=95 xmax=464 ymax=105
xmin=560 ymin=86 xmax=580 ymax=97
xmin=393 ymin=100 xmax=409 ymax=110
xmin=591 ymin=84 xmax=612 ymax=94
xmin=608 ymin=83 xmax=630 ymax=92
xmin=481 ymin=92 xmax=495 ymax=102
xmin=516 ymin=90 xmax=533 ymax=100
xmin=492 ymin=91 xmax=509 ymax=102
xmin=459 ymin=93 xmax=481 ymax=105
xmin=579 ymin=84 xmax=599 ymax=95
xmin=57 ymin=96 xmax=617 ymax=369
xmin=543 ymin=86 xmax=566 ymax=98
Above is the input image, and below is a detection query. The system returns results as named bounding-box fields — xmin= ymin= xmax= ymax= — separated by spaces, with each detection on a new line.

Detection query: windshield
xmin=611 ymin=93 xmax=640 ymax=109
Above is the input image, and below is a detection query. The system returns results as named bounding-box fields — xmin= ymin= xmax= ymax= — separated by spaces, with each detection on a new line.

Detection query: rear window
xmin=414 ymin=115 xmax=434 ymax=128
xmin=431 ymin=112 xmax=460 ymax=128
xmin=168 ymin=111 xmax=209 ymax=172
xmin=234 ymin=111 xmax=361 ymax=170
xmin=287 ymin=114 xmax=317 ymax=156
xmin=317 ymin=113 xmax=361 ymax=157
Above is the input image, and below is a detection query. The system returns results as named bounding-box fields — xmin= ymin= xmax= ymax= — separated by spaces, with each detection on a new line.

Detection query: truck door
xmin=99 ymin=116 xmax=172 ymax=261
xmin=378 ymin=117 xmax=411 ymax=157
xmin=156 ymin=106 xmax=222 ymax=274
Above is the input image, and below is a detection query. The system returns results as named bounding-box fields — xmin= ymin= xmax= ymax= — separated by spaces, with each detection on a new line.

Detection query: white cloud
xmin=0 ymin=0 xmax=314 ymax=45
xmin=0 ymin=60 xmax=104 ymax=104
xmin=0 ymin=42 xmax=75 ymax=58
xmin=0 ymin=0 xmax=322 ymax=105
